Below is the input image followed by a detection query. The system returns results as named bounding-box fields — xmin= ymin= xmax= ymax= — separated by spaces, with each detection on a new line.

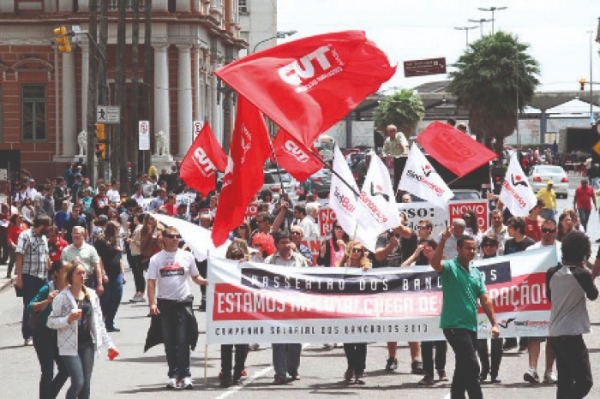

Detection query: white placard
xmin=193 ymin=120 xmax=203 ymax=141
xmin=139 ymin=121 xmax=150 ymax=150
xmin=97 ymin=105 xmax=120 ymax=124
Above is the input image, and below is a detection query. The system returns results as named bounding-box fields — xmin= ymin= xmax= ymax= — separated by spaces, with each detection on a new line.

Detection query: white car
xmin=261 ymin=169 xmax=298 ymax=202
xmin=528 ymin=165 xmax=569 ymax=198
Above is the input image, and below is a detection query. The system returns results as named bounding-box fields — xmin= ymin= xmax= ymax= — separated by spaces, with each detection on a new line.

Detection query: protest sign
xmin=448 ymin=200 xmax=489 ymax=231
xmin=398 ymin=202 xmax=448 ymax=237
xmin=318 ymin=206 xmax=337 ymax=237
xmin=245 ymin=202 xmax=259 ymax=222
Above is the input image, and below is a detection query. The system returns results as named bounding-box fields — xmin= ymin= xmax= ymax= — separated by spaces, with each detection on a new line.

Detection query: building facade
xmin=0 ymin=0 xmax=274 ymax=181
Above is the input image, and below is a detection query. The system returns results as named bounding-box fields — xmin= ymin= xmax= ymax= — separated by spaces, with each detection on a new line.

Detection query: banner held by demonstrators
xmin=329 ymin=146 xmax=360 ymax=242
xmin=207 ymin=246 xmax=557 ymax=345
xmin=416 ymin=121 xmax=497 ymax=177
xmin=180 ymin=122 xmax=228 ymax=196
xmin=499 ymin=152 xmax=537 ymax=217
xmin=398 ymin=143 xmax=453 ymax=210
xmin=214 ymin=31 xmax=395 ymax=149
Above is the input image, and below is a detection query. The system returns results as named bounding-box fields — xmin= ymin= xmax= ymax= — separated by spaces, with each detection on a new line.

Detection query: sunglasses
xmin=482 ymin=243 xmax=498 ymax=248
xmin=541 ymin=228 xmax=556 ymax=234
xmin=352 ymin=248 xmax=363 ymax=253
xmin=230 ymin=253 xmax=245 ymax=260
xmin=333 ymin=225 xmax=342 ymax=229
xmin=163 ymin=233 xmax=181 ymax=239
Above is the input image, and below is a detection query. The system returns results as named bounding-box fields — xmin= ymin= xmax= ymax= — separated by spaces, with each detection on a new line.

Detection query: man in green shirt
xmin=431 ymin=228 xmax=500 ymax=399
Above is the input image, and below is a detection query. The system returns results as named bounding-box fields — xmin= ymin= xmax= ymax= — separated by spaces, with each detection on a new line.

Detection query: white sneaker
xmin=250 ymin=343 xmax=260 ymax=351
xmin=182 ymin=377 xmax=194 ymax=389
xmin=129 ymin=293 xmax=140 ymax=303
xmin=523 ymin=369 xmax=540 ymax=383
xmin=24 ymin=338 xmax=33 ymax=346
xmin=544 ymin=371 xmax=557 ymax=384
xmin=166 ymin=378 xmax=178 ymax=389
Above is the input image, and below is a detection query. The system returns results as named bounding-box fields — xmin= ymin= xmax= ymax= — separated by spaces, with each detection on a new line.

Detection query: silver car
xmin=528 ymin=165 xmax=569 ymax=198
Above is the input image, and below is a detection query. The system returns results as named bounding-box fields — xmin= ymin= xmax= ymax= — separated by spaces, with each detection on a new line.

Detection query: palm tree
xmin=373 ymin=89 xmax=424 ymax=136
xmin=447 ymin=31 xmax=540 ymax=155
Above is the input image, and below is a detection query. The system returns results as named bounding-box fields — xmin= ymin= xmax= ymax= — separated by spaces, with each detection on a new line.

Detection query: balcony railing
xmin=105 ymin=0 xmax=146 ymax=11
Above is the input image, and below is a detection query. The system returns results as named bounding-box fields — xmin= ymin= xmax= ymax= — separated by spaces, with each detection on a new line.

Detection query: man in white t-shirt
xmin=106 ymin=179 xmax=121 ymax=205
xmin=147 ymin=226 xmax=207 ymax=390
xmin=293 ymin=204 xmax=318 ymax=239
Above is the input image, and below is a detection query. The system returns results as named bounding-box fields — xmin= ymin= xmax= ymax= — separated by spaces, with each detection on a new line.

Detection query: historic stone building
xmin=0 ymin=0 xmax=275 ymax=180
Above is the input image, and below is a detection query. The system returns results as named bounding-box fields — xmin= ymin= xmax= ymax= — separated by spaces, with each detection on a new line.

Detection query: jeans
xmin=577 ymin=208 xmax=591 ymax=231
xmin=33 ymin=326 xmax=69 ymax=399
xmin=549 ymin=335 xmax=593 ymax=399
xmin=476 ymin=338 xmax=503 ymax=379
xmin=22 ymin=274 xmax=47 ymax=340
xmin=7 ymin=246 xmax=16 ymax=276
xmin=100 ymin=273 xmax=123 ymax=329
xmin=444 ymin=328 xmax=482 ymax=399
xmin=220 ymin=344 xmax=249 ymax=379
xmin=158 ymin=299 xmax=192 ymax=379
xmin=61 ymin=341 xmax=95 ymax=399
xmin=541 ymin=209 xmax=556 ymax=221
xmin=343 ymin=343 xmax=367 ymax=374
xmin=272 ymin=343 xmax=302 ymax=379
xmin=421 ymin=340 xmax=447 ymax=377
xmin=129 ymin=255 xmax=145 ymax=293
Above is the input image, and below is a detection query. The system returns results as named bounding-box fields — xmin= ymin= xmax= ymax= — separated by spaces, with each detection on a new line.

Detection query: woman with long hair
xmin=20 ymin=197 xmax=35 ymax=222
xmin=317 ymin=222 xmax=349 ymax=266
xmin=562 ymin=208 xmax=584 ymax=232
xmin=232 ymin=222 xmax=252 ymax=245
xmin=94 ymin=221 xmax=125 ymax=332
xmin=462 ymin=210 xmax=481 ymax=245
xmin=47 ymin=262 xmax=117 ymax=399
xmin=337 ymin=241 xmax=370 ymax=384
xmin=139 ymin=213 xmax=161 ymax=270
xmin=6 ymin=213 xmax=28 ymax=278
xmin=220 ymin=239 xmax=251 ymax=388
xmin=557 ymin=212 xmax=575 ymax=241
xmin=27 ymin=260 xmax=70 ymax=399
xmin=128 ymin=213 xmax=146 ymax=302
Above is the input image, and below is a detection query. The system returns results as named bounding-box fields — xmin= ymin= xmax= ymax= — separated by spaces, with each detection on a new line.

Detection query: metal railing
xmin=105 ymin=0 xmax=145 ymax=11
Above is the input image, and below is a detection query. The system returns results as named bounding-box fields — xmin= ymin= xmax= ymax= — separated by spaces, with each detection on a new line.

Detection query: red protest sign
xmin=448 ymin=200 xmax=489 ymax=231
xmin=245 ymin=202 xmax=259 ymax=222
xmin=318 ymin=206 xmax=337 ymax=237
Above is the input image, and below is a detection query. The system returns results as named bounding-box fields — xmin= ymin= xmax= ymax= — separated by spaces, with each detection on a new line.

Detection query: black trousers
xmin=220 ymin=344 xmax=249 ymax=379
xmin=343 ymin=343 xmax=367 ymax=374
xmin=444 ymin=328 xmax=482 ymax=399
xmin=422 ymin=340 xmax=447 ymax=377
xmin=476 ymin=338 xmax=503 ymax=378
xmin=549 ymin=335 xmax=593 ymax=399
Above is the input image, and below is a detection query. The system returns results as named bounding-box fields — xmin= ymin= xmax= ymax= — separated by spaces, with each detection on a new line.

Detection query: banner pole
xmin=204 ymin=344 xmax=208 ymax=385
xmin=307 ymin=149 xmax=361 ymax=198
xmin=265 ymin=134 xmax=288 ymax=199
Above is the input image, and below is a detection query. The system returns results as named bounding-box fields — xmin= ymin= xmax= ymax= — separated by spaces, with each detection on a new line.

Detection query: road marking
xmin=442 ymin=394 xmax=450 ymax=399
xmin=215 ymin=344 xmax=311 ymax=399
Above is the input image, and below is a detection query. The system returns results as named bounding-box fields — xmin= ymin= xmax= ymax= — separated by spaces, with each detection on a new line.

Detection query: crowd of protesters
xmin=3 ymin=157 xmax=599 ymax=398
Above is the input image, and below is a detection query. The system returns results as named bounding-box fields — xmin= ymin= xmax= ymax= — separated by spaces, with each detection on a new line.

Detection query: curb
xmin=0 ymin=277 xmax=13 ymax=293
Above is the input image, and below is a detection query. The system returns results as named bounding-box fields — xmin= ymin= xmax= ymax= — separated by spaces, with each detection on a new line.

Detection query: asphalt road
xmin=2 ymin=172 xmax=600 ymax=398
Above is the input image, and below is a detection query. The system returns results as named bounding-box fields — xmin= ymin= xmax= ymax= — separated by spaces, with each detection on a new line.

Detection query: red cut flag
xmin=211 ymin=97 xmax=272 ymax=246
xmin=180 ymin=122 xmax=228 ymax=196
xmin=214 ymin=30 xmax=395 ymax=148
xmin=273 ymin=129 xmax=323 ymax=182
xmin=416 ymin=121 xmax=498 ymax=177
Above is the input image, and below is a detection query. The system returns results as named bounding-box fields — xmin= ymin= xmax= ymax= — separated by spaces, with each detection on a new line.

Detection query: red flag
xmin=180 ymin=122 xmax=228 ymax=196
xmin=214 ymin=31 xmax=395 ymax=148
xmin=273 ymin=129 xmax=323 ymax=182
xmin=416 ymin=121 xmax=498 ymax=177
xmin=211 ymin=97 xmax=272 ymax=246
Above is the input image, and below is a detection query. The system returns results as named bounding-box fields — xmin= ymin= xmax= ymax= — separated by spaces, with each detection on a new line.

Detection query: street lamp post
xmin=454 ymin=26 xmax=478 ymax=48
xmin=478 ymin=7 xmax=508 ymax=34
xmin=468 ymin=18 xmax=493 ymax=37
xmin=252 ymin=30 xmax=297 ymax=53
xmin=588 ymin=30 xmax=594 ymax=125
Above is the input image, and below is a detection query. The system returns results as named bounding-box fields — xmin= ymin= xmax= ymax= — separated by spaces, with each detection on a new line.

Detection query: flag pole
xmin=307 ymin=149 xmax=361 ymax=198
xmin=264 ymin=129 xmax=288 ymax=199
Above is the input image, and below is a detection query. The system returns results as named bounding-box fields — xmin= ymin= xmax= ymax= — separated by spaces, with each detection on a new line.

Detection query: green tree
xmin=373 ymin=89 xmax=424 ymax=136
xmin=446 ymin=31 xmax=540 ymax=155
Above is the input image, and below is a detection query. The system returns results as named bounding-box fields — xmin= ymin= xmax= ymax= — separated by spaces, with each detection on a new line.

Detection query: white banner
xmin=206 ymin=246 xmax=557 ymax=345
xmin=329 ymin=146 xmax=360 ymax=240
xmin=499 ymin=152 xmax=537 ymax=217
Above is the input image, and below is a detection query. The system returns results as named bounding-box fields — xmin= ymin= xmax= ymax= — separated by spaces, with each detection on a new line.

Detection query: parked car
xmin=528 ymin=165 xmax=569 ymax=198
xmin=308 ymin=169 xmax=331 ymax=199
xmin=261 ymin=169 xmax=298 ymax=202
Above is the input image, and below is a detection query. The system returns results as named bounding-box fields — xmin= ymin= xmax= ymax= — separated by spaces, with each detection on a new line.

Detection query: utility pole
xmin=115 ymin=0 xmax=126 ymax=187
xmin=86 ymin=0 xmax=99 ymax=185
xmin=143 ymin=0 xmax=153 ymax=173
xmin=130 ymin=0 xmax=140 ymax=193
xmin=98 ymin=0 xmax=108 ymax=180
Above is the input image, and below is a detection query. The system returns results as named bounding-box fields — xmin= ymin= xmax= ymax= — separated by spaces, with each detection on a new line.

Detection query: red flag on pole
xmin=180 ymin=122 xmax=228 ymax=196
xmin=273 ymin=129 xmax=323 ymax=182
xmin=214 ymin=31 xmax=395 ymax=148
xmin=416 ymin=121 xmax=498 ymax=177
xmin=211 ymin=97 xmax=272 ymax=246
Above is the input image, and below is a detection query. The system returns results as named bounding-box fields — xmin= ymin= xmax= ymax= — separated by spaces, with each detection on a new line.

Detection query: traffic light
xmin=95 ymin=143 xmax=107 ymax=160
xmin=95 ymin=123 xmax=105 ymax=142
xmin=54 ymin=26 xmax=71 ymax=53
xmin=580 ymin=78 xmax=586 ymax=91
xmin=95 ymin=124 xmax=107 ymax=160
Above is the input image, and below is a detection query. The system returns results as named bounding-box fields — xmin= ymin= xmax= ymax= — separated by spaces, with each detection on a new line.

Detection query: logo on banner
xmin=406 ymin=169 xmax=448 ymax=196
xmin=283 ymin=140 xmax=309 ymax=163
xmin=510 ymin=174 xmax=529 ymax=188
xmin=333 ymin=187 xmax=356 ymax=212
xmin=498 ymin=318 xmax=516 ymax=329
xmin=278 ymin=46 xmax=344 ymax=93
xmin=370 ymin=183 xmax=390 ymax=201
xmin=502 ymin=180 xmax=527 ymax=208
xmin=241 ymin=125 xmax=252 ymax=164
xmin=192 ymin=148 xmax=218 ymax=177
xmin=422 ymin=164 xmax=434 ymax=177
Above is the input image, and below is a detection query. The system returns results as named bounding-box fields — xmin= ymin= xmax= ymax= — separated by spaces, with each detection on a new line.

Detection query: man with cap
xmin=536 ymin=180 xmax=557 ymax=221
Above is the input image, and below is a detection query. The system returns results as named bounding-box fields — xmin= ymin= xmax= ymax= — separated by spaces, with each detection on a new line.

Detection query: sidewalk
xmin=0 ymin=262 xmax=15 ymax=293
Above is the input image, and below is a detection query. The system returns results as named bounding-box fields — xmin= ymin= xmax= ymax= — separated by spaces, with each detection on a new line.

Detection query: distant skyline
xmin=278 ymin=0 xmax=600 ymax=93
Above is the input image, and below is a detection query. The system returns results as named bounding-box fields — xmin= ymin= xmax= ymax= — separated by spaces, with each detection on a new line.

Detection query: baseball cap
xmin=547 ymin=180 xmax=554 ymax=185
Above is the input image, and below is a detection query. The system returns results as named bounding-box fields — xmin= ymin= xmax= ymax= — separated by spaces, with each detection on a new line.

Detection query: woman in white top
xmin=47 ymin=261 xmax=117 ymax=399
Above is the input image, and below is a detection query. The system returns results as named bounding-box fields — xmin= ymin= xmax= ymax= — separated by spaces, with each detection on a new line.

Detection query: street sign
xmin=139 ymin=121 xmax=150 ymax=150
xmin=97 ymin=105 xmax=120 ymax=124
xmin=0 ymin=169 xmax=7 ymax=181
xmin=403 ymin=57 xmax=447 ymax=77
xmin=593 ymin=140 xmax=600 ymax=156
xmin=193 ymin=120 xmax=203 ymax=141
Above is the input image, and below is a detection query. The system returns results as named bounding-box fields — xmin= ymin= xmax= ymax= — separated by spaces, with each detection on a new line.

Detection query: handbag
xmin=27 ymin=281 xmax=55 ymax=330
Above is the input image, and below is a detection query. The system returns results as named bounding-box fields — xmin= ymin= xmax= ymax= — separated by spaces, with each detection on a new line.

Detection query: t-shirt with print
xmin=374 ymin=232 xmax=402 ymax=268
xmin=504 ymin=237 xmax=535 ymax=255
xmin=147 ymin=249 xmax=199 ymax=301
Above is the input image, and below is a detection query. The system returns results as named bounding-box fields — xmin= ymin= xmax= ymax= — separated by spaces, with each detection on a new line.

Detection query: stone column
xmin=80 ymin=40 xmax=89 ymax=132
xmin=153 ymin=44 xmax=171 ymax=154
xmin=62 ymin=51 xmax=77 ymax=156
xmin=192 ymin=45 xmax=202 ymax=121
xmin=177 ymin=44 xmax=193 ymax=155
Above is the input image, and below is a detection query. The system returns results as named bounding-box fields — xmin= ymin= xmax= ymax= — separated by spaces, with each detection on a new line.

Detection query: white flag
xmin=499 ymin=152 xmax=537 ymax=217
xmin=329 ymin=146 xmax=360 ymax=241
xmin=398 ymin=143 xmax=453 ymax=209
xmin=354 ymin=153 xmax=401 ymax=252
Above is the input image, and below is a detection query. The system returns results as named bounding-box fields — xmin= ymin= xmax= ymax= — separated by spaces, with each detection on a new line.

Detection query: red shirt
xmin=574 ymin=186 xmax=596 ymax=211
xmin=161 ymin=204 xmax=178 ymax=216
xmin=7 ymin=222 xmax=27 ymax=246
xmin=48 ymin=237 xmax=69 ymax=262
xmin=525 ymin=217 xmax=542 ymax=242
